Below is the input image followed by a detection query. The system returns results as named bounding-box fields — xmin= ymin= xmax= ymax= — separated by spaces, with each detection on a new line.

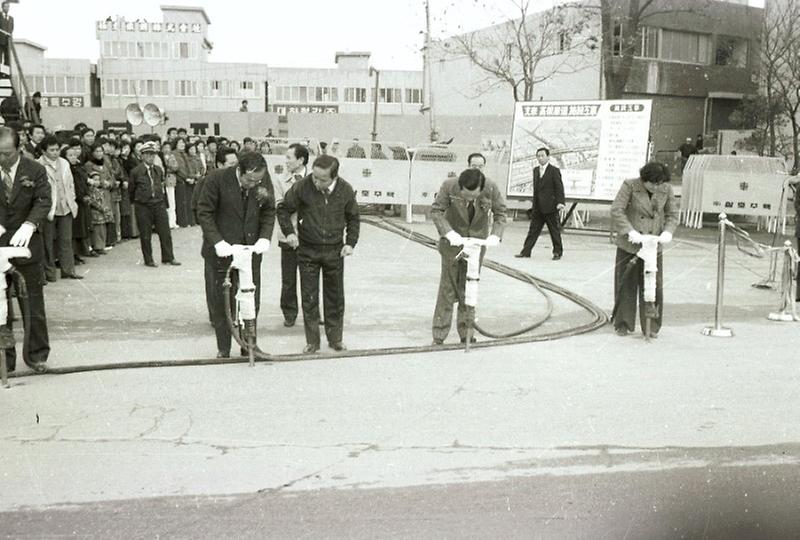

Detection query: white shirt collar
xmin=327 ymin=179 xmax=337 ymax=193
xmin=287 ymin=166 xmax=306 ymax=183
xmin=539 ymin=162 xmax=548 ymax=172
xmin=5 ymin=155 xmax=21 ymax=180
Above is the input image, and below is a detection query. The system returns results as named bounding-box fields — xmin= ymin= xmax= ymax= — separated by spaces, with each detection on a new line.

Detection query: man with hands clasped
xmin=197 ymin=151 xmax=275 ymax=358
xmin=430 ymin=166 xmax=507 ymax=345
xmin=277 ymin=154 xmax=359 ymax=354
xmin=610 ymin=162 xmax=678 ymax=337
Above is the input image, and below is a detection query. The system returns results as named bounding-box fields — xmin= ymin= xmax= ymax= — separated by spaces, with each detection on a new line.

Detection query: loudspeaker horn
xmin=125 ymin=103 xmax=144 ymax=126
xmin=143 ymin=103 xmax=164 ymax=127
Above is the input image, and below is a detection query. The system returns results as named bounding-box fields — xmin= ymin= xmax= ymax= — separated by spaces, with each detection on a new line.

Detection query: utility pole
xmin=423 ymin=0 xmax=437 ymax=142
xmin=370 ymin=66 xmax=380 ymax=141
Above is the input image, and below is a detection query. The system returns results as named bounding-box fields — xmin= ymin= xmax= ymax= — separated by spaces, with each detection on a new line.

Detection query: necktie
xmin=147 ymin=167 xmax=155 ymax=198
xmin=467 ymin=200 xmax=475 ymax=222
xmin=2 ymin=167 xmax=12 ymax=197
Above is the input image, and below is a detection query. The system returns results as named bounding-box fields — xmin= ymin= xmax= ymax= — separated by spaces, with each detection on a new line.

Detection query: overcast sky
xmin=10 ymin=0 xmax=531 ymax=70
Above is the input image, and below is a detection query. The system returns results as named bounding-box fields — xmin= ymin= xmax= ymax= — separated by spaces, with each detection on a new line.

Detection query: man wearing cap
xmin=128 ymin=141 xmax=180 ymax=267
xmin=197 ymin=151 xmax=275 ymax=359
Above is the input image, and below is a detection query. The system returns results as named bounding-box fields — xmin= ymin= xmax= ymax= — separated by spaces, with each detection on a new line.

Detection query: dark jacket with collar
xmin=277 ymin=175 xmax=359 ymax=248
xmin=0 ymin=155 xmax=52 ymax=265
xmin=0 ymin=14 xmax=13 ymax=45
xmin=532 ymin=163 xmax=564 ymax=215
xmin=611 ymin=177 xmax=678 ymax=254
xmin=196 ymin=166 xmax=276 ymax=259
xmin=431 ymin=177 xmax=507 ymax=240
xmin=129 ymin=162 xmax=166 ymax=205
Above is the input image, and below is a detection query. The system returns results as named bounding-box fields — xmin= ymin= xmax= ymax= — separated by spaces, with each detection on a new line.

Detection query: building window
xmin=175 ymin=80 xmax=198 ymax=97
xmin=103 ymin=41 xmax=112 ymax=57
xmin=174 ymin=42 xmax=196 ymax=59
xmin=344 ymin=87 xmax=367 ymax=103
xmin=373 ymin=88 xmax=402 ymax=103
xmin=138 ymin=79 xmax=169 ymax=97
xmin=558 ymin=31 xmax=570 ymax=53
xmin=715 ymin=36 xmax=748 ymax=68
xmin=636 ymin=26 xmax=660 ymax=59
xmin=311 ymin=86 xmax=338 ymax=102
xmin=661 ymin=29 xmax=710 ymax=64
xmin=289 ymin=86 xmax=308 ymax=103
xmin=275 ymin=86 xmax=291 ymax=101
xmin=207 ymin=80 xmax=230 ymax=97
xmin=405 ymin=88 xmax=422 ymax=103
xmin=612 ymin=19 xmax=623 ymax=56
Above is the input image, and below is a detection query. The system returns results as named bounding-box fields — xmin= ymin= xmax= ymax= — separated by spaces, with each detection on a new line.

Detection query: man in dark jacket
xmin=197 ymin=151 xmax=275 ymax=358
xmin=277 ymin=154 xmax=359 ymax=354
xmin=0 ymin=1 xmax=13 ymax=67
xmin=516 ymin=147 xmax=565 ymax=260
xmin=0 ymin=126 xmax=51 ymax=373
xmin=128 ymin=141 xmax=180 ymax=267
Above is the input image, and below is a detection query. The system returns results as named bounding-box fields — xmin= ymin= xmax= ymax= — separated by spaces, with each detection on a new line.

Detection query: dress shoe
xmin=459 ymin=336 xmax=477 ymax=344
xmin=74 ymin=257 xmax=86 ymax=265
xmin=283 ymin=318 xmax=296 ymax=327
xmin=514 ymin=253 xmax=530 ymax=258
xmin=144 ymin=261 xmax=158 ymax=268
xmin=647 ymin=332 xmax=659 ymax=339
xmin=319 ymin=320 xmax=325 ymax=325
xmin=329 ymin=342 xmax=347 ymax=352
xmin=432 ymin=339 xmax=444 ymax=346
xmin=62 ymin=273 xmax=84 ymax=280
xmin=30 ymin=362 xmax=47 ymax=374
xmin=216 ymin=351 xmax=230 ymax=359
xmin=614 ymin=327 xmax=630 ymax=336
xmin=95 ymin=250 xmax=107 ymax=256
xmin=165 ymin=260 xmax=182 ymax=266
xmin=303 ymin=344 xmax=319 ymax=354
xmin=45 ymin=275 xmax=57 ymax=283
xmin=552 ymin=254 xmax=562 ymax=260
xmin=87 ymin=251 xmax=99 ymax=257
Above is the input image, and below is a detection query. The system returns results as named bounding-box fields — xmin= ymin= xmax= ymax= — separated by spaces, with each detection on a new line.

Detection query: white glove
xmin=627 ymin=230 xmax=645 ymax=244
xmin=659 ymin=231 xmax=673 ymax=244
xmin=445 ymin=230 xmax=464 ymax=246
xmin=9 ymin=222 xmax=35 ymax=248
xmin=253 ymin=238 xmax=271 ymax=254
xmin=214 ymin=240 xmax=234 ymax=258
xmin=485 ymin=234 xmax=501 ymax=247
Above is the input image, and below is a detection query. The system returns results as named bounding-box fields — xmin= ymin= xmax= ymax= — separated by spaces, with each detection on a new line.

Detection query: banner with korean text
xmin=507 ymin=100 xmax=652 ymax=201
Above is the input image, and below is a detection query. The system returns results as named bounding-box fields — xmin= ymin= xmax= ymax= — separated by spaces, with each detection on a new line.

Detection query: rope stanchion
xmin=703 ymin=213 xmax=734 ymax=338
xmin=767 ymin=241 xmax=800 ymax=322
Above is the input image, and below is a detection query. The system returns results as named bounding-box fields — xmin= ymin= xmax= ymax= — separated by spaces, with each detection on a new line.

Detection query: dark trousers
xmin=41 ymin=220 xmax=57 ymax=281
xmin=298 ymin=244 xmax=345 ymax=347
xmin=612 ymin=248 xmax=663 ymax=335
xmin=176 ymin=181 xmax=190 ymax=227
xmin=432 ymin=239 xmax=485 ymax=342
xmin=204 ymin=257 xmax=216 ymax=322
xmin=54 ymin=214 xmax=75 ymax=277
xmin=520 ymin=210 xmax=562 ymax=256
xmin=0 ymin=44 xmax=9 ymax=67
xmin=280 ymin=244 xmax=299 ymax=322
xmin=134 ymin=202 xmax=174 ymax=264
xmin=208 ymin=254 xmax=261 ymax=354
xmin=5 ymin=261 xmax=50 ymax=371
xmin=184 ymin=183 xmax=196 ymax=226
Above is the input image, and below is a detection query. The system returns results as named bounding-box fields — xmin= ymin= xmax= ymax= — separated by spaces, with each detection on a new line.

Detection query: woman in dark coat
xmin=118 ymin=142 xmax=133 ymax=238
xmin=173 ymin=138 xmax=191 ymax=227
xmin=62 ymin=140 xmax=92 ymax=261
xmin=610 ymin=162 xmax=678 ymax=338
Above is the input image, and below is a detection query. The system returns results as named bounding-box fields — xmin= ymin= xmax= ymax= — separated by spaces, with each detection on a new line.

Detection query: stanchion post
xmin=702 ymin=213 xmax=734 ymax=337
xmin=767 ymin=240 xmax=800 ymax=322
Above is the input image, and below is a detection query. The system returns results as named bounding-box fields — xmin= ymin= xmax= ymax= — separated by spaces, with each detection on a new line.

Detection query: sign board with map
xmin=507 ymin=100 xmax=652 ymax=202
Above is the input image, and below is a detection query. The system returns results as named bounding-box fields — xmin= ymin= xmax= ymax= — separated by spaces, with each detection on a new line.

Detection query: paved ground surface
xmin=1 ymin=216 xmax=799 ymax=537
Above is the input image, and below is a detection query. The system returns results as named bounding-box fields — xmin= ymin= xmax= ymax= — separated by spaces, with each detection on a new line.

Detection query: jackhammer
xmin=453 ymin=237 xmax=493 ymax=353
xmin=221 ymin=245 xmax=270 ymax=367
xmin=0 ymin=247 xmax=32 ymax=388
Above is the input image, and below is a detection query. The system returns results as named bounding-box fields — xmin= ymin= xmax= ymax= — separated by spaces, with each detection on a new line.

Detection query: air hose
xmin=8 ymin=220 xmax=608 ymax=379
xmin=222 ymin=264 xmax=272 ymax=362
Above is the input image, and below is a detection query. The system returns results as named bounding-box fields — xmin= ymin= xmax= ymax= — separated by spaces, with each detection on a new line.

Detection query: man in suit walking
xmin=0 ymin=126 xmax=51 ymax=373
xmin=197 ymin=151 xmax=275 ymax=358
xmin=128 ymin=141 xmax=180 ymax=267
xmin=516 ymin=147 xmax=565 ymax=260
xmin=430 ymin=166 xmax=506 ymax=345
xmin=0 ymin=1 xmax=13 ymax=67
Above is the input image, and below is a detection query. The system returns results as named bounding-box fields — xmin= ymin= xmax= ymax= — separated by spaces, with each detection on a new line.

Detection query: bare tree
xmin=442 ymin=1 xmax=597 ymax=102
xmin=764 ymin=0 xmax=800 ymax=172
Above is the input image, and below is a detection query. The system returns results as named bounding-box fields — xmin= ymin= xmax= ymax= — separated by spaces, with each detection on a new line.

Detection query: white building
xmin=95 ymin=5 xmax=423 ymax=116
xmin=15 ymin=39 xmax=93 ymax=113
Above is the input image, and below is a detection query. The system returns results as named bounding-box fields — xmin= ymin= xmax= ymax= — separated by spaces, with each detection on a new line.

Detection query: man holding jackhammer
xmin=197 ymin=151 xmax=275 ymax=359
xmin=430 ymin=164 xmax=506 ymax=345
